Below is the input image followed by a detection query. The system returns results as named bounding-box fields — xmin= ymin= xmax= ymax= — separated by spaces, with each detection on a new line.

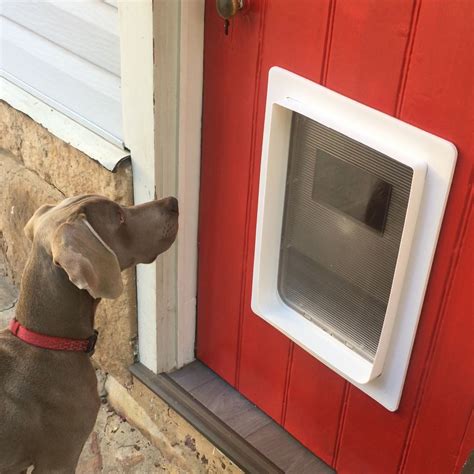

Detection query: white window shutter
xmin=0 ymin=0 xmax=123 ymax=145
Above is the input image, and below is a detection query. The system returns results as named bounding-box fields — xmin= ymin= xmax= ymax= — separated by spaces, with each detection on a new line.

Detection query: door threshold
xmin=130 ymin=361 xmax=334 ymax=473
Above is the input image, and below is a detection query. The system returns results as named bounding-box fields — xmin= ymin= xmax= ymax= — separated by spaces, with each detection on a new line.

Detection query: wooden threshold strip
xmin=130 ymin=363 xmax=283 ymax=474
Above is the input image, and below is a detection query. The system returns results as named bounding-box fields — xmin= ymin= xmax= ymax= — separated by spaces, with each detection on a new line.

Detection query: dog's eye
xmin=118 ymin=210 xmax=126 ymax=225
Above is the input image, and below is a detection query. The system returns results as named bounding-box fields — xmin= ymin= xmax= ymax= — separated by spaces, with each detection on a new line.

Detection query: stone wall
xmin=0 ymin=100 xmax=136 ymax=385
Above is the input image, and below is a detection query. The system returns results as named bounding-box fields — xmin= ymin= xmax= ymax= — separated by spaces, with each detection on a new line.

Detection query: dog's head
xmin=24 ymin=195 xmax=178 ymax=300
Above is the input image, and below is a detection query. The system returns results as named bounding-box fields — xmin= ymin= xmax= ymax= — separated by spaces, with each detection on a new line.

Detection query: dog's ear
xmin=24 ymin=204 xmax=55 ymax=241
xmin=51 ymin=215 xmax=123 ymax=299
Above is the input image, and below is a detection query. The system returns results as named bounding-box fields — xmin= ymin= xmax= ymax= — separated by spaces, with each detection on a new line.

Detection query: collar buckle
xmin=86 ymin=330 xmax=99 ymax=356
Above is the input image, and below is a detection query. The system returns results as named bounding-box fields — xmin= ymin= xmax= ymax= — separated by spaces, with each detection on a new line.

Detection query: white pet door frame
xmin=252 ymin=67 xmax=457 ymax=410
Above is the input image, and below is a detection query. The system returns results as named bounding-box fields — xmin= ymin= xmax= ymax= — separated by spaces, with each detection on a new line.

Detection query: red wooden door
xmin=197 ymin=1 xmax=474 ymax=472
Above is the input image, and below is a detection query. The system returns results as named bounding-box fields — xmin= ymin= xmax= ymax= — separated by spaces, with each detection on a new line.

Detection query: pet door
xmin=252 ymin=67 xmax=456 ymax=410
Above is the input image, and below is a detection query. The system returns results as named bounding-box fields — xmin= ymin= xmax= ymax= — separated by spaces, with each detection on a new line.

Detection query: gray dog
xmin=0 ymin=195 xmax=178 ymax=473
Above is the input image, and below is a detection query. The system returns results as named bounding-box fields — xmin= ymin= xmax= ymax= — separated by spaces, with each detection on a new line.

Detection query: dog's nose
xmin=164 ymin=196 xmax=179 ymax=214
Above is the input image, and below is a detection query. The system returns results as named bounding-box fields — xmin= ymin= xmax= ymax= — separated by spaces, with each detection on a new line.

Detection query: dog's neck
xmin=15 ymin=243 xmax=97 ymax=339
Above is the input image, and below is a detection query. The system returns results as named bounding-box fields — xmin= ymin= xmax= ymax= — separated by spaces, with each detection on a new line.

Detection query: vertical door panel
xmin=399 ymin=3 xmax=474 ymax=472
xmin=196 ymin=0 xmax=263 ymax=383
xmin=326 ymin=0 xmax=415 ymax=114
xmin=283 ymin=347 xmax=347 ymax=465
xmin=335 ymin=2 xmax=474 ymax=473
xmin=237 ymin=0 xmax=340 ymax=424
xmin=404 ymin=200 xmax=473 ymax=473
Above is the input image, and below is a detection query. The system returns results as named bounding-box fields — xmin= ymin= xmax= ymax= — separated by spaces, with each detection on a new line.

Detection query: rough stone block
xmin=0 ymin=151 xmax=63 ymax=284
xmin=0 ymin=101 xmax=133 ymax=204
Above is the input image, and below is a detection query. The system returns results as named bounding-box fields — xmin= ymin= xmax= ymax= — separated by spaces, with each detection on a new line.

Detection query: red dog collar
xmin=9 ymin=319 xmax=98 ymax=355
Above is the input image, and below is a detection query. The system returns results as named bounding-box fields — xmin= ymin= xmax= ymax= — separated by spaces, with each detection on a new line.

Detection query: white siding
xmin=0 ymin=0 xmax=122 ymax=145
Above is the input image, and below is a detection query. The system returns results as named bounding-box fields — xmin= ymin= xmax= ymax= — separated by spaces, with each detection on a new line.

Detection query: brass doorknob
xmin=216 ymin=0 xmax=244 ymax=35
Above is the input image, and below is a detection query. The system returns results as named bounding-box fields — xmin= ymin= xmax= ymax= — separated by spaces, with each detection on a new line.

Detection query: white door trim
xmin=173 ymin=0 xmax=204 ymax=369
xmin=119 ymin=0 xmax=204 ymax=373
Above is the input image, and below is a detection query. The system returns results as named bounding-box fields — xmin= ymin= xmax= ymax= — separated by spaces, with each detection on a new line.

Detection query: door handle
xmin=216 ymin=0 xmax=244 ymax=35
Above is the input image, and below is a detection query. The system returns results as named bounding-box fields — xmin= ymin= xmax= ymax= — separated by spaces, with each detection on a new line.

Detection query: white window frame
xmin=252 ymin=67 xmax=457 ymax=410
xmin=119 ymin=0 xmax=204 ymax=373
